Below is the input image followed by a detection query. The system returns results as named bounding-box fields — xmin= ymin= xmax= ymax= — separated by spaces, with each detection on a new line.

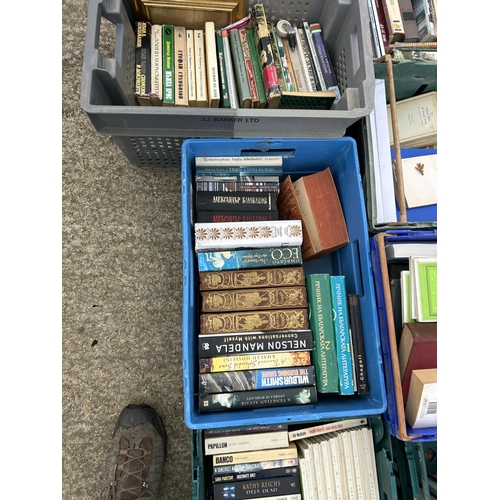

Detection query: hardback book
xmin=150 ymin=24 xmax=163 ymax=106
xmin=194 ymin=220 xmax=303 ymax=253
xmin=162 ymin=24 xmax=175 ymax=106
xmin=212 ymin=443 xmax=298 ymax=466
xmin=195 ymin=155 xmax=283 ymax=168
xmin=305 ymin=273 xmax=339 ymax=393
xmin=194 ymin=29 xmax=208 ymax=107
xmin=251 ymin=3 xmax=281 ymax=108
xmin=398 ymin=321 xmax=437 ymax=403
xmin=200 ymin=385 xmax=317 ymax=412
xmin=387 ymin=92 xmax=437 ymax=148
xmin=366 ymin=0 xmax=383 ymax=57
xmin=213 ymin=457 xmax=299 ymax=475
xmin=280 ymin=33 xmax=298 ymax=92
xmin=201 ymin=285 xmax=308 ymax=312
xmin=173 ymin=26 xmax=188 ymax=107
xmin=275 ymin=33 xmax=295 ymax=92
xmin=283 ymin=37 xmax=309 ymax=93
xmin=205 ymin=424 xmax=288 ymax=438
xmin=196 ymin=172 xmax=281 ymax=182
xmin=302 ymin=21 xmax=327 ymax=91
xmin=288 ymin=417 xmax=367 ymax=442
xmin=267 ymin=22 xmax=287 ymax=95
xmin=309 ymin=23 xmax=341 ymax=101
xmin=278 ymin=169 xmax=349 ymax=262
xmin=246 ymin=28 xmax=267 ymax=108
xmin=373 ymin=0 xmax=391 ymax=52
xmin=215 ymin=28 xmax=230 ymax=108
xmin=135 ymin=21 xmax=152 ymax=106
xmin=212 ymin=475 xmax=301 ymax=500
xmin=204 ymin=429 xmax=289 ymax=455
xmin=197 ymin=247 xmax=303 ymax=272
xmin=204 ymin=22 xmax=220 ymax=108
xmin=212 ymin=465 xmax=299 ymax=484
xmin=381 ymin=0 xmax=405 ymax=42
xmin=199 ymin=351 xmax=311 ymax=373
xmin=199 ymin=266 xmax=305 ymax=291
xmin=330 ymin=276 xmax=355 ymax=396
xmin=196 ymin=211 xmax=279 ymax=223
xmin=199 ymin=365 xmax=316 ymax=396
xmin=239 ymin=29 xmax=260 ymax=108
xmin=199 ymin=308 xmax=309 ymax=335
xmin=229 ymin=28 xmax=252 ymax=108
xmin=410 ymin=256 xmax=437 ymax=322
xmin=297 ymin=27 xmax=317 ymax=92
xmin=222 ymin=29 xmax=239 ymax=109
xmin=397 ymin=0 xmax=420 ymax=42
xmin=405 ymin=368 xmax=437 ymax=428
xmin=400 ymin=270 xmax=415 ymax=325
xmin=186 ymin=29 xmax=197 ymax=107
xmin=195 ymin=178 xmax=279 ymax=193
xmin=195 ymin=191 xmax=277 ymax=212
xmin=410 ymin=0 xmax=436 ymax=41
xmin=348 ymin=294 xmax=369 ymax=395
xmin=385 ymin=242 xmax=437 ymax=260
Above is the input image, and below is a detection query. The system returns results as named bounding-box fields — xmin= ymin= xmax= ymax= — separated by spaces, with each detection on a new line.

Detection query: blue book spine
xmin=330 ymin=275 xmax=355 ymax=395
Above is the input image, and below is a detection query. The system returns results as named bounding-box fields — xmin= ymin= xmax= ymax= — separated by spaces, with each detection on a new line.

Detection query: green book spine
xmin=246 ymin=28 xmax=267 ymax=108
xmin=229 ymin=28 xmax=251 ymax=108
xmin=162 ymin=24 xmax=175 ymax=105
xmin=330 ymin=275 xmax=355 ymax=395
xmin=305 ymin=274 xmax=339 ymax=393
xmin=215 ymin=29 xmax=230 ymax=108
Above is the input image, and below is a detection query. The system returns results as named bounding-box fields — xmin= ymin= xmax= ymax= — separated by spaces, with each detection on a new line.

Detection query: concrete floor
xmin=62 ymin=0 xmax=192 ymax=498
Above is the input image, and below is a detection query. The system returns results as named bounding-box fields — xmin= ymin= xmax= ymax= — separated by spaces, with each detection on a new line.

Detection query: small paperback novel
xmin=199 ymin=266 xmax=305 ymax=291
xmin=200 ymin=385 xmax=317 ymax=412
xmin=197 ymin=247 xmax=303 ymax=272
xmin=195 ymin=191 xmax=278 ymax=212
xmin=198 ymin=329 xmax=314 ymax=358
xmin=330 ymin=276 xmax=355 ymax=395
xmin=212 ymin=475 xmax=301 ymax=500
xmin=195 ymin=154 xmax=282 ymax=169
xmin=199 ymin=351 xmax=311 ymax=373
xmin=213 ymin=457 xmax=298 ymax=475
xmin=204 ymin=428 xmax=289 ymax=455
xmin=162 ymin=25 xmax=175 ymax=106
xmin=347 ymin=294 xmax=369 ymax=395
xmin=135 ymin=21 xmax=152 ymax=106
xmin=199 ymin=308 xmax=309 ymax=334
xmin=194 ymin=220 xmax=303 ymax=253
xmin=212 ymin=442 xmax=298 ymax=466
xmin=199 ymin=365 xmax=316 ymax=396
xmin=212 ymin=465 xmax=299 ymax=484
xmin=204 ymin=424 xmax=288 ymax=438
xmin=288 ymin=417 xmax=367 ymax=441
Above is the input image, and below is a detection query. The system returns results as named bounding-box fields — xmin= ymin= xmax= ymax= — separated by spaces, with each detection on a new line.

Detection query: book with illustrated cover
xmin=199 ymin=351 xmax=311 ymax=373
xmin=201 ymin=285 xmax=308 ymax=312
xmin=197 ymin=247 xmax=303 ymax=272
xmin=194 ymin=29 xmax=208 ymax=107
xmin=305 ymin=273 xmax=339 ymax=393
xmin=199 ymin=365 xmax=316 ymax=395
xmin=204 ymin=21 xmax=220 ymax=108
xmin=239 ymin=28 xmax=260 ymax=108
xmin=186 ymin=29 xmax=197 ymax=107
xmin=330 ymin=276 xmax=355 ymax=395
xmin=246 ymin=28 xmax=267 ymax=108
xmin=222 ymin=29 xmax=239 ymax=109
xmin=173 ymin=26 xmax=188 ymax=107
xmin=229 ymin=28 xmax=252 ymax=108
xmin=215 ymin=28 xmax=230 ymax=108
xmin=213 ymin=443 xmax=298 ymax=466
xmin=213 ymin=475 xmax=301 ymax=499
xmin=150 ymin=24 xmax=163 ymax=106
xmin=199 ymin=308 xmax=309 ymax=334
xmin=194 ymin=219 xmax=303 ymax=253
xmin=200 ymin=385 xmax=317 ymax=412
xmin=204 ymin=429 xmax=289 ymax=455
xmin=213 ymin=465 xmax=299 ymax=484
xmin=213 ymin=457 xmax=299 ymax=475
xmin=348 ymin=294 xmax=369 ymax=395
xmin=196 ymin=211 xmax=279 ymax=223
xmin=162 ymin=24 xmax=175 ymax=106
xmin=199 ymin=266 xmax=305 ymax=291
xmin=195 ymin=191 xmax=277 ymax=212
xmin=135 ymin=21 xmax=152 ymax=106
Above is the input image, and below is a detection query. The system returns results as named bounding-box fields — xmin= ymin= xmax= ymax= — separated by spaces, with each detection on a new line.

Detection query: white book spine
xmin=319 ymin=437 xmax=335 ymax=500
xmin=295 ymin=27 xmax=315 ymax=92
xmin=339 ymin=431 xmax=357 ymax=500
xmin=361 ymin=427 xmax=380 ymax=500
xmin=307 ymin=438 xmax=326 ymax=500
xmin=286 ymin=38 xmax=308 ymax=92
xmin=194 ymin=29 xmax=208 ymax=107
xmin=298 ymin=456 xmax=312 ymax=500
xmin=289 ymin=418 xmax=367 ymax=441
xmin=349 ymin=429 xmax=365 ymax=500
xmin=186 ymin=30 xmax=197 ymax=106
xmin=296 ymin=441 xmax=317 ymax=500
xmin=302 ymin=22 xmax=327 ymax=90
xmin=204 ymin=22 xmax=220 ymax=107
xmin=150 ymin=24 xmax=163 ymax=103
xmin=327 ymin=433 xmax=345 ymax=500
xmin=195 ymin=155 xmax=283 ymax=167
xmin=204 ymin=430 xmax=289 ymax=455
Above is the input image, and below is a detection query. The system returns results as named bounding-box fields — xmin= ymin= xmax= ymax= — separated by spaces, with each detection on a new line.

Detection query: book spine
xmin=302 ymin=21 xmax=326 ymax=91
xmin=174 ymin=26 xmax=188 ymax=107
xmin=213 ymin=444 xmax=298 ymax=467
xmin=213 ymin=465 xmax=299 ymax=484
xmin=349 ymin=429 xmax=365 ymax=500
xmin=366 ymin=0 xmax=383 ymax=58
xmin=330 ymin=276 xmax=355 ymax=395
xmin=150 ymin=24 xmax=163 ymax=105
xmin=309 ymin=23 xmax=340 ymax=101
xmin=384 ymin=0 xmax=405 ymax=42
xmin=199 ymin=365 xmax=316 ymax=395
xmin=204 ymin=424 xmax=288 ymax=438
xmin=195 ymin=191 xmax=277 ymax=211
xmin=215 ymin=29 xmax=231 ymax=108
xmin=201 ymin=385 xmax=317 ymax=412
xmin=239 ymin=29 xmax=260 ymax=108
xmin=305 ymin=274 xmax=339 ymax=393
xmin=194 ymin=219 xmax=303 ymax=253
xmin=135 ymin=22 xmax=144 ymax=97
xmin=194 ymin=29 xmax=208 ymax=107
xmin=361 ymin=427 xmax=379 ymax=499
xmin=296 ymin=27 xmax=316 ymax=92
xmin=398 ymin=0 xmax=420 ymax=42
xmin=199 ymin=266 xmax=305 ymax=291
xmin=307 ymin=438 xmax=326 ymax=500
xmin=213 ymin=475 xmax=301 ymax=500
xmin=199 ymin=308 xmax=309 ymax=335
xmin=199 ymin=350 xmax=311 ymax=373
xmin=196 ymin=173 xmax=281 ymax=182
xmin=196 ymin=180 xmax=279 ymax=193
xmin=195 ymin=155 xmax=283 ymax=167
xmin=374 ymin=0 xmax=391 ymax=50
xmin=213 ymin=457 xmax=299 ymax=474
xmin=222 ymin=29 xmax=239 ymax=108
xmin=205 ymin=429 xmax=289 ymax=455
xmin=295 ymin=441 xmax=315 ymax=500
xmin=284 ymin=37 xmax=308 ymax=92
xmin=201 ymin=285 xmax=308 ymax=312
xmin=251 ymin=3 xmax=281 ymax=108
xmin=229 ymin=28 xmax=252 ymax=108
xmin=348 ymin=294 xmax=369 ymax=395
xmin=267 ymin=22 xmax=287 ymax=93
xmin=205 ymin=22 xmax=220 ymax=108
xmin=135 ymin=21 xmax=152 ymax=105
xmin=275 ymin=34 xmax=294 ymax=92
xmin=197 ymin=246 xmax=303 ymax=272
xmin=162 ymin=25 xmax=175 ymax=106
xmin=195 ymin=165 xmax=283 ymax=175
xmin=246 ymin=28 xmax=267 ymax=108
xmin=288 ymin=417 xmax=368 ymax=441
xmin=196 ymin=211 xmax=278 ymax=223
xmin=186 ymin=30 xmax=197 ymax=107
xmin=339 ymin=431 xmax=357 ymax=499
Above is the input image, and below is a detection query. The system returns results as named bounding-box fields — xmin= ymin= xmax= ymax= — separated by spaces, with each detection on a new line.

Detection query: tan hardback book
xmin=204 ymin=22 xmax=220 ymax=108
xmin=186 ymin=30 xmax=197 ymax=107
xmin=174 ymin=26 xmax=188 ymax=107
xmin=405 ymin=368 xmax=437 ymax=429
xmin=194 ymin=29 xmax=208 ymax=107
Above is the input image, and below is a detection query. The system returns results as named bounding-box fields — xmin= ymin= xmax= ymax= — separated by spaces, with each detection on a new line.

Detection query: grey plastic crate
xmin=81 ymin=0 xmax=375 ymax=166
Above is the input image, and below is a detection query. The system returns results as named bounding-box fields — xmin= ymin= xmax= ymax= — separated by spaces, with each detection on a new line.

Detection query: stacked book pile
xmin=134 ymin=3 xmax=341 ymax=109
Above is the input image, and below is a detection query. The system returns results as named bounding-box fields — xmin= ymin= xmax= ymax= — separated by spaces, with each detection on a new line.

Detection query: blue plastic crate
xmin=182 ymin=138 xmax=387 ymax=429
xmin=370 ymin=230 xmax=437 ymax=441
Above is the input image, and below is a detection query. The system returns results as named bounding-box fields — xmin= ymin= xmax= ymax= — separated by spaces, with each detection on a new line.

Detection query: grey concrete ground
xmin=62 ymin=0 xmax=191 ymax=498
